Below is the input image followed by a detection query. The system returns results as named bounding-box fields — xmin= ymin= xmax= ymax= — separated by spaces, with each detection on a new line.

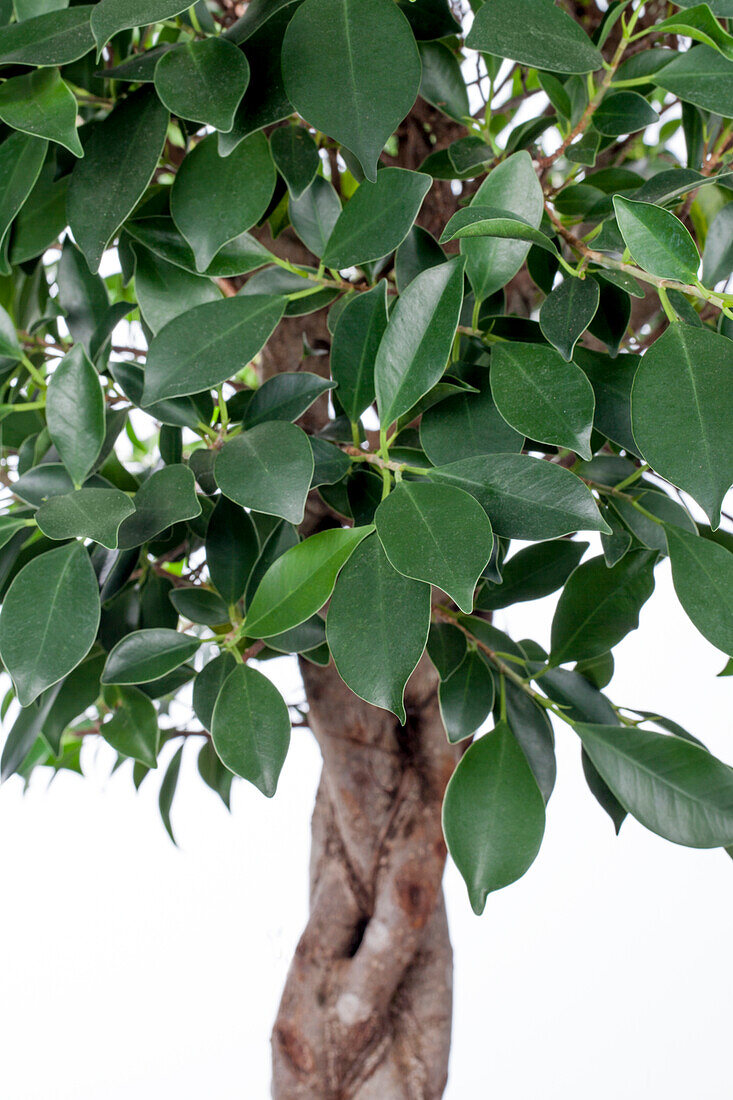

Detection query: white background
xmin=1 ymin=557 xmax=731 ymax=1099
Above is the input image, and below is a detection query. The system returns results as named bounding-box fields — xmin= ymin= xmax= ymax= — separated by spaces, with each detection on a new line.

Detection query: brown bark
xmin=272 ymin=658 xmax=460 ymax=1099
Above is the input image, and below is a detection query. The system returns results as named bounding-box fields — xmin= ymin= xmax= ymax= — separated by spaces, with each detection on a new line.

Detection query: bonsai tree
xmin=0 ymin=0 xmax=731 ymax=1094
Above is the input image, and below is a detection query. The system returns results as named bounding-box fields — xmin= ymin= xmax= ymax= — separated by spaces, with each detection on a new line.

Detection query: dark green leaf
xmin=594 ymin=91 xmax=658 ymax=135
xmin=9 ymin=161 xmax=68 ymax=265
xmin=211 ymin=663 xmax=290 ymax=796
xmin=394 ymin=225 xmax=445 ymax=292
xmin=117 ymin=464 xmax=201 ymax=549
xmin=102 ymin=685 xmax=159 ymax=767
xmin=504 ymin=680 xmax=556 ymax=804
xmin=206 ymin=495 xmax=259 ymax=606
xmin=666 ymin=525 xmax=733 ymax=656
xmin=322 ymin=168 xmax=431 ymax=269
xmin=478 ymin=538 xmax=587 ymax=611
xmin=702 ymin=202 xmax=733 ymax=287
xmin=0 ymin=69 xmax=82 ymax=157
xmin=289 ymin=175 xmax=341 ymax=258
xmin=158 ymin=743 xmax=183 ymax=844
xmin=441 ymin=205 xmax=558 ymax=256
xmin=197 ymin=737 xmax=234 ymax=809
xmin=439 ymin=648 xmax=495 ymax=743
xmin=270 ymin=124 xmax=319 ymax=199
xmin=91 ymin=0 xmax=190 ymax=51
xmin=193 ymin=651 xmax=237 ymax=731
xmin=125 ymin=216 xmax=272 ymax=278
xmin=56 ymin=238 xmax=109 ymax=350
xmin=102 ymin=628 xmax=201 ymax=685
xmin=656 ymin=45 xmax=733 ymax=117
xmin=539 ymin=276 xmax=600 ymax=361
xmin=0 ymin=7 xmax=93 ymax=66
xmin=467 ymin=0 xmax=602 ymax=73
xmin=330 ymin=280 xmax=388 ymax=422
xmin=243 ymin=371 xmax=335 ymax=428
xmin=0 ymin=131 xmax=47 ymax=259
xmin=418 ymin=40 xmax=470 ymax=120
xmin=427 ymin=621 xmax=467 ymax=679
xmin=35 ymin=488 xmax=135 ymax=549
xmin=215 ymin=421 xmax=313 ymax=524
xmin=154 ymin=37 xmax=250 ymax=132
xmin=169 ymin=587 xmax=229 ymax=626
xmin=419 ymin=379 xmax=523 ymax=464
xmin=614 ymin=197 xmax=700 ymax=282
xmin=132 ymin=243 xmax=220 ymax=335
xmin=574 ymin=346 xmax=638 ymax=454
xmin=46 ymin=344 xmax=105 ymax=487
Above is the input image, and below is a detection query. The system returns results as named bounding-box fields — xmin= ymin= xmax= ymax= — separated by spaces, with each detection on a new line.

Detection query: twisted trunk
xmin=271 ymin=658 xmax=460 ymax=1099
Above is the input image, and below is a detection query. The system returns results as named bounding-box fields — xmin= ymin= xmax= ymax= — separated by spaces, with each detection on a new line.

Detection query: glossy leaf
xmin=125 ymin=216 xmax=272 ymax=278
xmin=169 ymin=587 xmax=229 ymax=626
xmin=282 ymin=0 xmax=421 ymax=180
xmin=631 ymin=323 xmax=733 ymax=528
xmin=491 ymin=342 xmax=595 ymax=459
xmin=441 ymin=205 xmax=558 ymax=256
xmin=323 ymin=168 xmax=431 ymax=269
xmin=375 ymin=256 xmax=465 ymax=428
xmin=550 ymin=551 xmax=656 ymax=665
xmin=0 ymin=541 xmax=100 ymax=706
xmin=504 ymin=680 xmax=556 ymax=804
xmin=67 ymin=89 xmax=169 ymax=272
xmin=439 ymin=649 xmax=495 ymax=743
xmin=420 ymin=380 xmax=523 ymax=464
xmin=326 ymin=534 xmax=430 ymax=722
xmin=206 ymin=495 xmax=259 ymax=606
xmin=594 ymin=91 xmax=659 ymax=136
xmin=539 ymin=276 xmax=600 ymax=361
xmin=614 ymin=197 xmax=700 ymax=282
xmin=102 ymin=686 xmax=159 ymax=768
xmin=46 ymin=345 xmax=105 ymax=487
xmin=102 ymin=628 xmax=200 ymax=685
xmin=443 ymin=721 xmax=546 ymax=914
xmin=214 ymin=422 xmax=313 ymax=524
xmin=35 ymin=488 xmax=135 ymax=549
xmin=666 ymin=525 xmax=733 ymax=656
xmin=211 ymin=664 xmax=290 ymax=797
xmin=244 ymin=525 xmax=373 ymax=638
xmin=193 ymin=652 xmax=237 ymax=731
xmin=154 ymin=37 xmax=250 ymax=132
xmin=478 ymin=539 xmax=587 ymax=611
xmin=576 ymin=723 xmax=733 ymax=848
xmin=289 ymin=175 xmax=341 ymax=258
xmin=0 ymin=69 xmax=81 ymax=157
xmin=330 ymin=281 xmax=388 ymax=422
xmin=270 ymin=125 xmax=319 ymax=199
xmin=656 ymin=45 xmax=733 ymax=117
xmin=242 ymin=372 xmax=335 ymax=428
xmin=429 ymin=454 xmax=611 ymax=540
xmin=171 ymin=132 xmax=275 ymax=272
xmin=117 ymin=464 xmax=201 ymax=549
xmin=143 ymin=295 xmax=284 ymax=404
xmin=375 ymin=481 xmax=493 ymax=613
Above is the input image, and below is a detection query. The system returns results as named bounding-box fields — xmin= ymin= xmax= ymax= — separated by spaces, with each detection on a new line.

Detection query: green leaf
xmin=442 ymin=720 xmax=546 ymax=915
xmin=197 ymin=737 xmax=234 ymax=808
xmin=467 ymin=0 xmax=602 ymax=73
xmin=206 ymin=495 xmax=259 ymax=606
xmin=244 ymin=525 xmax=373 ymax=638
xmin=576 ymin=723 xmax=733 ymax=848
xmin=56 ymin=237 xmax=108 ymax=350
xmin=91 ymin=0 xmax=190 ymax=52
xmin=0 ymin=302 xmax=22 ymax=360
xmin=9 ymin=160 xmax=69 ymax=265
xmin=490 ymin=341 xmax=595 ymax=459
xmin=289 ymin=175 xmax=341 ymax=258
xmin=143 ymin=295 xmax=284 ymax=404
xmin=193 ymin=651 xmax=237 ymax=731
xmin=169 ymin=586 xmax=229 ymax=626
xmin=242 ymin=372 xmax=335 ymax=428
xmin=398 ymin=0 xmax=460 ymax=38
xmin=330 ymin=280 xmax=388 ymax=422
xmin=504 ymin=680 xmax=556 ymax=804
xmin=609 ymin=487 xmax=696 ymax=554
xmin=282 ymin=0 xmax=421 ymax=181
xmin=419 ymin=378 xmax=523 ymax=464
xmin=102 ymin=628 xmax=200 ymax=685
xmin=214 ymin=422 xmax=313 ymax=524
xmin=46 ymin=344 xmax=105 ymax=487
xmin=429 ymin=454 xmax=610 ymax=540
xmin=323 ymin=168 xmax=431 ymax=269
xmin=427 ymin=621 xmax=467 ymax=680
xmin=702 ymin=202 xmax=733 ymax=287
xmin=264 ymin=613 xmax=326 ymax=655
xmin=171 ymin=132 xmax=275 ymax=272
xmin=613 ymin=197 xmax=700 ymax=282
xmin=67 ymin=88 xmax=169 ymax=273
xmin=132 ymin=243 xmax=220 ymax=335
xmin=478 ymin=539 xmax=588 ymax=611
xmin=459 ymin=153 xmax=544 ymax=303
xmin=0 ymin=514 xmax=33 ymax=549
xmin=158 ymin=743 xmax=183 ymax=844
xmin=375 ymin=482 xmax=493 ymax=613
xmin=395 ymin=225 xmax=445 ymax=291
xmin=594 ymin=91 xmax=659 ymax=135
xmin=631 ymin=323 xmax=733 ymax=528
xmin=656 ymin=45 xmax=733 ymax=117
xmin=117 ymin=464 xmax=201 ymax=549
xmin=326 ymin=534 xmax=430 ymax=722
xmin=550 ymin=551 xmax=656 ymax=665
xmin=154 ymin=37 xmax=250 ymax=132
xmin=438 ymin=649 xmax=495 ymax=743
xmin=125 ymin=216 xmax=272 ymax=278
xmin=0 ymin=7 xmax=93 ymax=66
xmin=270 ymin=124 xmax=319 ymax=199
xmin=441 ymin=205 xmax=558 ymax=256
xmin=35 ymin=488 xmax=136 ymax=549
xmin=653 ymin=5 xmax=733 ymax=60
xmin=375 ymin=256 xmax=465 ymax=428
xmin=539 ymin=276 xmax=600 ymax=361
xmin=574 ymin=346 xmax=638 ymax=454
xmin=0 ymin=131 xmax=47 ymax=259
xmin=0 ymin=69 xmax=81 ymax=157
xmin=666 ymin=525 xmax=733 ymax=656
xmin=0 ymin=541 xmax=100 ymax=706
xmin=418 ymin=40 xmax=470 ymax=120
xmin=211 ymin=664 xmax=290 ymax=796
xmin=310 ymin=438 xmax=352 ymax=488
xmin=101 ymin=686 xmax=159 ymax=768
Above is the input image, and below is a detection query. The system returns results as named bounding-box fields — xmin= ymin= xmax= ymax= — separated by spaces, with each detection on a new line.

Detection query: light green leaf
xmin=102 ymin=628 xmax=200 ymax=685
xmin=576 ymin=723 xmax=733 ymax=847
xmin=289 ymin=175 xmax=341 ymax=258
xmin=214 ymin=421 xmax=313 ymax=524
xmin=656 ymin=45 xmax=733 ymax=117
xmin=270 ymin=125 xmax=319 ymax=199
xmin=91 ymin=0 xmax=190 ymax=52
xmin=282 ymin=0 xmax=421 ymax=181
xmin=211 ymin=664 xmax=290 ymax=796
xmin=550 ymin=551 xmax=656 ymax=665
xmin=132 ymin=243 xmax=220 ymax=335
xmin=326 ymin=534 xmax=430 ymax=722
xmin=0 ymin=541 xmax=100 ymax=706
xmin=429 ymin=454 xmax=611 ymax=539
xmin=206 ymin=495 xmax=259 ymax=605
xmin=539 ymin=276 xmax=600 ymax=361
xmin=459 ymin=153 xmax=544 ymax=303
xmin=101 ymin=686 xmax=159 ymax=768
xmin=67 ymin=88 xmax=169 ymax=272
xmin=614 ymin=196 xmax=700 ymax=282
xmin=491 ymin=341 xmax=596 ymax=459
xmin=375 ymin=481 xmax=493 ymax=613
xmin=35 ymin=487 xmax=136 ymax=548
xmin=143 ymin=295 xmax=284 ymax=404
xmin=0 ymin=6 xmax=93 ymax=66
xmin=631 ymin=323 xmax=733 ymax=528
xmin=46 ymin=344 xmax=105 ymax=487
xmin=467 ymin=0 xmax=603 ymax=73
xmin=0 ymin=69 xmax=82 ymax=156
xmin=666 ymin=524 xmax=733 ymax=656
xmin=154 ymin=37 xmax=250 ymax=132
xmin=171 ymin=132 xmax=275 ymax=272
xmin=443 ymin=720 xmax=546 ymax=914
xmin=117 ymin=464 xmax=201 ymax=549
xmin=244 ymin=525 xmax=373 ymax=638
xmin=330 ymin=280 xmax=388 ymax=422
xmin=375 ymin=256 xmax=465 ymax=428
xmin=438 ymin=649 xmax=495 ymax=743
xmin=323 ymin=168 xmax=431 ymax=269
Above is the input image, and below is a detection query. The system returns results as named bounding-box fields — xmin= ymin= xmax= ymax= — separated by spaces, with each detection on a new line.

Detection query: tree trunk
xmin=271 ymin=657 xmax=460 ymax=1099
